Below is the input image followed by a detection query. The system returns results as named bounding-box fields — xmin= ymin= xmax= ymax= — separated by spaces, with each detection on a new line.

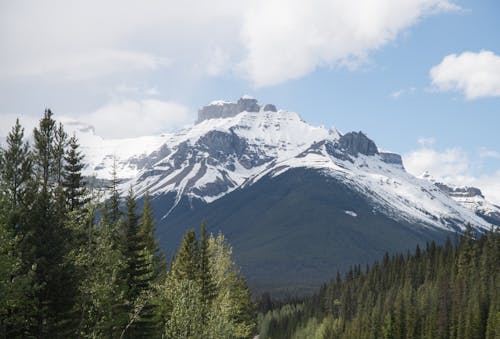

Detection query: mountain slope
xmin=151 ymin=168 xmax=453 ymax=294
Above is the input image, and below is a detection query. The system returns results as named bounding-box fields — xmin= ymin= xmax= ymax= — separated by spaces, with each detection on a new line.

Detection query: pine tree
xmin=120 ymin=188 xmax=158 ymax=337
xmin=0 ymin=187 xmax=33 ymax=337
xmin=0 ymin=119 xmax=32 ymax=229
xmin=108 ymin=157 xmax=122 ymax=224
xmin=199 ymin=221 xmax=215 ymax=320
xmin=63 ymin=134 xmax=88 ymax=213
xmin=0 ymin=119 xmax=34 ymax=337
xmin=171 ymin=229 xmax=199 ymax=281
xmin=25 ymin=109 xmax=78 ymax=337
xmin=139 ymin=192 xmax=165 ymax=275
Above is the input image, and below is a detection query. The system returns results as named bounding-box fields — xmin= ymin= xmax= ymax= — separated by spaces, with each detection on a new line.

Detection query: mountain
xmin=421 ymin=171 xmax=500 ymax=227
xmin=74 ymin=97 xmax=496 ymax=293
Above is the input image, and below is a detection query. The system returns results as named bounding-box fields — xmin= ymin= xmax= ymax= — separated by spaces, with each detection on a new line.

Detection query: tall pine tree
xmin=63 ymin=134 xmax=87 ymax=213
xmin=25 ymin=109 xmax=77 ymax=337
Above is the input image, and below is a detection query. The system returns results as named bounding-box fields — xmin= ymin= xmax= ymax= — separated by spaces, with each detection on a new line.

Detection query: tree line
xmin=0 ymin=110 xmax=255 ymax=338
xmin=258 ymin=226 xmax=499 ymax=338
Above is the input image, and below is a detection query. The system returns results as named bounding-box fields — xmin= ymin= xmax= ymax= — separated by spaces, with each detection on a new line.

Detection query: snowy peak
xmin=75 ymin=97 xmax=495 ymax=234
xmin=196 ymin=96 xmax=277 ymax=123
xmin=130 ymin=108 xmax=335 ymax=206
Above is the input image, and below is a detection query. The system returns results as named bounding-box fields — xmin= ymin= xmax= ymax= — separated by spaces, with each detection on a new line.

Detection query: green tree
xmin=207 ymin=233 xmax=255 ymax=338
xmin=171 ymin=229 xmax=199 ymax=281
xmin=63 ymin=135 xmax=88 ymax=213
xmin=25 ymin=109 xmax=78 ymax=337
xmin=0 ymin=119 xmax=32 ymax=229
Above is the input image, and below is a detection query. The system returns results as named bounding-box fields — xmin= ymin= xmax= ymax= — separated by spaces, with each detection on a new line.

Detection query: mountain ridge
xmin=73 ymin=97 xmax=495 ymax=232
xmin=69 ymin=96 xmax=498 ymax=292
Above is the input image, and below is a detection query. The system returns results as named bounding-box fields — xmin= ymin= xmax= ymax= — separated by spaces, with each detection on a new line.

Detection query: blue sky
xmin=0 ymin=0 xmax=499 ymax=202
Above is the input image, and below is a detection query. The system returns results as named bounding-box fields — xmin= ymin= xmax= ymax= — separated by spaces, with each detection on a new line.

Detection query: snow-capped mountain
xmin=73 ymin=96 xmax=498 ymax=293
xmin=76 ymin=97 xmax=493 ymax=233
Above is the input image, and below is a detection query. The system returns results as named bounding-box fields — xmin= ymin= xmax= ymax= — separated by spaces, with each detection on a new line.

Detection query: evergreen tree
xmin=121 ymin=187 xmax=158 ymax=337
xmin=199 ymin=221 xmax=215 ymax=320
xmin=63 ymin=134 xmax=87 ymax=213
xmin=108 ymin=157 xmax=122 ymax=224
xmin=0 ymin=119 xmax=32 ymax=229
xmin=0 ymin=187 xmax=33 ymax=337
xmin=139 ymin=192 xmax=165 ymax=275
xmin=171 ymin=229 xmax=199 ymax=281
xmin=25 ymin=109 xmax=77 ymax=337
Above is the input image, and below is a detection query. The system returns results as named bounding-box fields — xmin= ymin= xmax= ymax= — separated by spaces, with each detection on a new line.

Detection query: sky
xmin=0 ymin=0 xmax=499 ymax=203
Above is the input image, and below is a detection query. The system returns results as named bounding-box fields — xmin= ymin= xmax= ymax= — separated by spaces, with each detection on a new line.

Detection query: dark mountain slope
xmin=151 ymin=168 xmax=453 ymax=294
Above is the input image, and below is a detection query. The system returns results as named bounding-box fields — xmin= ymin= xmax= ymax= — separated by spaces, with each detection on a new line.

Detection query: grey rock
xmin=380 ymin=152 xmax=404 ymax=168
xmin=338 ymin=131 xmax=378 ymax=156
xmin=263 ymin=104 xmax=277 ymax=112
xmin=237 ymin=97 xmax=260 ymax=113
xmin=435 ymin=183 xmax=484 ymax=198
xmin=196 ymin=97 xmax=262 ymax=123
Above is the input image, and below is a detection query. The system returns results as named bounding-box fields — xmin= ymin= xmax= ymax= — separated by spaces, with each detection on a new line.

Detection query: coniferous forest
xmin=0 ymin=110 xmax=255 ymax=338
xmin=257 ymin=227 xmax=500 ymax=338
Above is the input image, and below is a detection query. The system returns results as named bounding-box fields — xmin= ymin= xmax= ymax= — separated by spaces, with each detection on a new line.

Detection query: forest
xmin=0 ymin=110 xmax=255 ymax=338
xmin=257 ymin=226 xmax=499 ymax=338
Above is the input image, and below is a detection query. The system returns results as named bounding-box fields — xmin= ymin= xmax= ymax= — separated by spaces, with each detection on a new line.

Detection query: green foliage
xmin=164 ymin=227 xmax=256 ymax=338
xmin=258 ymin=228 xmax=500 ymax=339
xmin=63 ymin=134 xmax=88 ymax=213
xmin=0 ymin=113 xmax=255 ymax=338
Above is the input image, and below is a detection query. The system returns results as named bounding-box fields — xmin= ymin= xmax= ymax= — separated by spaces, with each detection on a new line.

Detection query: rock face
xmin=196 ymin=97 xmax=262 ymax=123
xmin=338 ymin=131 xmax=378 ymax=156
xmin=380 ymin=152 xmax=404 ymax=168
xmin=263 ymin=104 xmax=277 ymax=112
xmin=435 ymin=183 xmax=484 ymax=198
xmin=432 ymin=182 xmax=500 ymax=227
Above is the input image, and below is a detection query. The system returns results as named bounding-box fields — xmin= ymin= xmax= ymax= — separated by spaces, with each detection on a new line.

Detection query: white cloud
xmin=67 ymin=100 xmax=193 ymax=139
xmin=1 ymin=99 xmax=193 ymax=141
xmin=430 ymin=50 xmax=500 ymax=99
xmin=0 ymin=0 xmax=241 ymax=82
xmin=1 ymin=49 xmax=168 ymax=81
xmin=404 ymin=146 xmax=469 ymax=179
xmin=241 ymin=0 xmax=458 ymax=87
xmin=390 ymin=87 xmax=416 ymax=98
xmin=479 ymin=148 xmax=500 ymax=159
xmin=0 ymin=0 xmax=458 ymax=87
xmin=403 ymin=142 xmax=500 ymax=205
xmin=417 ymin=136 xmax=436 ymax=147
xmin=0 ymin=114 xmax=40 ymax=141
xmin=472 ymin=171 xmax=500 ymax=206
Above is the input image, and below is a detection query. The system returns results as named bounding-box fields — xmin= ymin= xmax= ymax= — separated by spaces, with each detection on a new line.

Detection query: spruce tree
xmin=0 ymin=119 xmax=34 ymax=336
xmin=26 ymin=109 xmax=77 ymax=337
xmin=171 ymin=229 xmax=199 ymax=281
xmin=0 ymin=119 xmax=32 ymax=229
xmin=63 ymin=134 xmax=87 ymax=213
xmin=103 ymin=157 xmax=122 ymax=226
xmin=121 ymin=188 xmax=157 ymax=337
xmin=139 ymin=192 xmax=165 ymax=275
xmin=0 ymin=181 xmax=33 ymax=337
xmin=199 ymin=221 xmax=215 ymax=314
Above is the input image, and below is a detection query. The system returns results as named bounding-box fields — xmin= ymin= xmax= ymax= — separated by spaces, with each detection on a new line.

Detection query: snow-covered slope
xmin=420 ymin=172 xmax=500 ymax=227
xmin=66 ymin=121 xmax=168 ymax=180
xmin=75 ymin=97 xmax=494 ymax=233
